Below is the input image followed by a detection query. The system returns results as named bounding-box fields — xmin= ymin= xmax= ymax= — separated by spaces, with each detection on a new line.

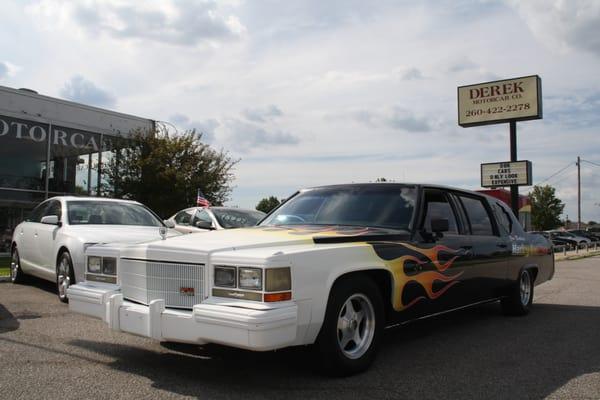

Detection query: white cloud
xmin=26 ymin=0 xmax=245 ymax=47
xmin=508 ymin=0 xmax=600 ymax=57
xmin=60 ymin=75 xmax=116 ymax=108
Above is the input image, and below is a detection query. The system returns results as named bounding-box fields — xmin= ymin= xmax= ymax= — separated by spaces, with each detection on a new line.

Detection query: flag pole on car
xmin=196 ymin=188 xmax=210 ymax=208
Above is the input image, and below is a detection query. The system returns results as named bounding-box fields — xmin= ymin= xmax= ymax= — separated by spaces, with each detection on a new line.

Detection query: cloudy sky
xmin=1 ymin=0 xmax=599 ymax=222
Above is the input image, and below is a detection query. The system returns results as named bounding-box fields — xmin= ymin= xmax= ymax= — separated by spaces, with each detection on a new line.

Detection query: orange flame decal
xmin=373 ymin=244 xmax=464 ymax=311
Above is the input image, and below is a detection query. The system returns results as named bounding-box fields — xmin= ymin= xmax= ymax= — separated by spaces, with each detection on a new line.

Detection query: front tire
xmin=57 ymin=252 xmax=75 ymax=303
xmin=315 ymin=276 xmax=384 ymax=376
xmin=501 ymin=269 xmax=534 ymax=316
xmin=10 ymin=247 xmax=26 ymax=284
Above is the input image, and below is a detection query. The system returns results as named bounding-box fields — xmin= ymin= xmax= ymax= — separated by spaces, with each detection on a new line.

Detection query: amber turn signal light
xmin=264 ymin=292 xmax=292 ymax=302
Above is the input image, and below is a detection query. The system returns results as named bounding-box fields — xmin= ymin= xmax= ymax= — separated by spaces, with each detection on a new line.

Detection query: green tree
xmin=103 ymin=129 xmax=238 ymax=218
xmin=256 ymin=196 xmax=281 ymax=214
xmin=530 ymin=185 xmax=565 ymax=230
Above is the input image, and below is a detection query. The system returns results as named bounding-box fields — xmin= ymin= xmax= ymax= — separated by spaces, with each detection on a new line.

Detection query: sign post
xmin=458 ymin=75 xmax=542 ymax=216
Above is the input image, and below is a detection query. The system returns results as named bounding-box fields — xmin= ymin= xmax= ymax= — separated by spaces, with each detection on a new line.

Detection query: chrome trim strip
xmin=384 ymin=298 xmax=503 ymax=330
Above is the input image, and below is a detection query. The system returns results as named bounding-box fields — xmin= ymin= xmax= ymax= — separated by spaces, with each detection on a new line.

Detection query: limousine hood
xmin=120 ymin=225 xmax=411 ymax=259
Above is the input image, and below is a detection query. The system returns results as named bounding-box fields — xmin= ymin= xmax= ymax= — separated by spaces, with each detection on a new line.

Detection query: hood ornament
xmin=159 ymin=226 xmax=168 ymax=240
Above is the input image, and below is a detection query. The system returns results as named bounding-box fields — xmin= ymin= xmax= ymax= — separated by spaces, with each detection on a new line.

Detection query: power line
xmin=581 ymin=159 xmax=600 ymax=168
xmin=536 ymin=161 xmax=574 ymax=185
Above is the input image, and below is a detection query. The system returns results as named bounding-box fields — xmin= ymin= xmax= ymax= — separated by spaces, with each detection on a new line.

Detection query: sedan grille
xmin=120 ymin=259 xmax=205 ymax=309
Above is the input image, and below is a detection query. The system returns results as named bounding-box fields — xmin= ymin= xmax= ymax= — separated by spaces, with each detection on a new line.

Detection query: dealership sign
xmin=481 ymin=160 xmax=532 ymax=188
xmin=0 ymin=114 xmax=112 ymax=151
xmin=458 ymin=75 xmax=542 ymax=127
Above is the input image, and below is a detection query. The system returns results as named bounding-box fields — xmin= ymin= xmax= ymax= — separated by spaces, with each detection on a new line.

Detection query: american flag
xmin=196 ymin=188 xmax=210 ymax=208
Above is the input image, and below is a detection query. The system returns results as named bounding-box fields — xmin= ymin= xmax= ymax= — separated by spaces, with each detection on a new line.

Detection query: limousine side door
xmin=451 ymin=193 xmax=510 ymax=301
xmin=397 ymin=188 xmax=473 ymax=322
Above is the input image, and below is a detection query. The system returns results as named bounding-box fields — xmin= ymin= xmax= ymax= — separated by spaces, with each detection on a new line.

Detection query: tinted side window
xmin=458 ymin=196 xmax=495 ymax=236
xmin=174 ymin=209 xmax=194 ymax=226
xmin=191 ymin=210 xmax=212 ymax=227
xmin=421 ymin=190 xmax=459 ymax=234
xmin=492 ymin=202 xmax=512 ymax=235
xmin=43 ymin=200 xmax=62 ymax=220
xmin=28 ymin=201 xmax=48 ymax=223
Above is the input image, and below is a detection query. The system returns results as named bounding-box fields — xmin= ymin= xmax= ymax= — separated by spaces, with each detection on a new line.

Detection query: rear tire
xmin=57 ymin=251 xmax=75 ymax=303
xmin=501 ymin=269 xmax=533 ymax=316
xmin=10 ymin=247 xmax=26 ymax=284
xmin=314 ymin=275 xmax=384 ymax=376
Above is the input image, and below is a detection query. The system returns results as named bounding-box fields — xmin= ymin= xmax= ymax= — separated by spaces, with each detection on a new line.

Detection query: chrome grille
xmin=120 ymin=259 xmax=205 ymax=309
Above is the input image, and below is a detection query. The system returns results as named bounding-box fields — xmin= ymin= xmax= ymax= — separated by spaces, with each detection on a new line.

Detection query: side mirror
xmin=163 ymin=219 xmax=175 ymax=229
xmin=41 ymin=215 xmax=60 ymax=226
xmin=431 ymin=218 xmax=449 ymax=234
xmin=195 ymin=220 xmax=215 ymax=230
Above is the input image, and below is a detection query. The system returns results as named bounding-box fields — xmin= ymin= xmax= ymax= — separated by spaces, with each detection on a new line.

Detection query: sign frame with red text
xmin=458 ymin=75 xmax=542 ymax=127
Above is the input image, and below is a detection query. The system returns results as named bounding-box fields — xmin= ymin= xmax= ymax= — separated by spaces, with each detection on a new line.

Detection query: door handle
xmin=460 ymin=246 xmax=473 ymax=257
xmin=496 ymin=243 xmax=508 ymax=248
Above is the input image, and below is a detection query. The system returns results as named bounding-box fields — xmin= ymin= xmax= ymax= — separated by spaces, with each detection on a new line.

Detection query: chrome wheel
xmin=10 ymin=251 xmax=19 ymax=282
xmin=519 ymin=270 xmax=531 ymax=306
xmin=57 ymin=256 xmax=71 ymax=300
xmin=337 ymin=293 xmax=376 ymax=360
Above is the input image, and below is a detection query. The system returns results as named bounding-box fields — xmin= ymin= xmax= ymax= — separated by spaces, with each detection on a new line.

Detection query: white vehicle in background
xmin=167 ymin=206 xmax=265 ymax=234
xmin=9 ymin=196 xmax=180 ymax=302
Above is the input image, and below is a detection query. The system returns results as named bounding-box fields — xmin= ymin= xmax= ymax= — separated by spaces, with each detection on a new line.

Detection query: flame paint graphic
xmin=261 ymin=225 xmax=374 ymax=236
xmin=373 ymin=243 xmax=464 ymax=311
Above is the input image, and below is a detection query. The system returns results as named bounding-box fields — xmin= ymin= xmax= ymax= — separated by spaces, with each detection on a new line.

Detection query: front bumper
xmin=67 ymin=282 xmax=298 ymax=351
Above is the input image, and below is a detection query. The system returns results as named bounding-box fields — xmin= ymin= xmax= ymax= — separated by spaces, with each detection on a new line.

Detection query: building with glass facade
xmin=0 ymin=85 xmax=154 ymax=253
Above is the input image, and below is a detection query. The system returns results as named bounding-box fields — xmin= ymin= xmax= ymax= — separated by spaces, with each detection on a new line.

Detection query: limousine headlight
xmin=265 ymin=267 xmax=291 ymax=292
xmin=214 ymin=266 xmax=236 ymax=287
xmin=87 ymin=256 xmax=102 ymax=273
xmin=239 ymin=267 xmax=262 ymax=290
xmin=102 ymin=257 xmax=117 ymax=276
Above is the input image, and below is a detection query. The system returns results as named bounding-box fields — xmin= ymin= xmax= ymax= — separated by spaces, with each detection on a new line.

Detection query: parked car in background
xmin=531 ymin=231 xmax=574 ymax=251
xmin=69 ymin=183 xmax=553 ymax=375
xmin=548 ymin=230 xmax=591 ymax=247
xmin=167 ymin=206 xmax=265 ymax=233
xmin=10 ymin=196 xmax=180 ymax=302
xmin=567 ymin=229 xmax=599 ymax=243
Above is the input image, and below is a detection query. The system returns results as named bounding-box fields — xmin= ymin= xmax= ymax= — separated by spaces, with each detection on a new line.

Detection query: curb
xmin=0 ymin=276 xmax=10 ymax=282
xmin=555 ymin=251 xmax=600 ymax=262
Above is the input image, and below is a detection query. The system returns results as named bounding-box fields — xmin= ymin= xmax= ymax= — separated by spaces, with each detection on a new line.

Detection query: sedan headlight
xmin=87 ymin=256 xmax=102 ymax=273
xmin=238 ymin=267 xmax=262 ymax=290
xmin=214 ymin=266 xmax=236 ymax=287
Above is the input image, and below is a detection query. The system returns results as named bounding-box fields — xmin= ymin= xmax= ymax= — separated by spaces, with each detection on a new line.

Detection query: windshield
xmin=212 ymin=209 xmax=265 ymax=229
xmin=67 ymin=201 xmax=163 ymax=227
xmin=260 ymin=185 xmax=417 ymax=230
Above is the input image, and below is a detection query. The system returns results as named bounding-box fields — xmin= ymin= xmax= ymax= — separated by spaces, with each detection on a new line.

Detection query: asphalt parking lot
xmin=1 ymin=258 xmax=599 ymax=400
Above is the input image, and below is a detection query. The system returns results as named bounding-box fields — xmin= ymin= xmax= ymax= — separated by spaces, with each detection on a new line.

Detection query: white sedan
xmin=9 ymin=196 xmax=180 ymax=302
xmin=167 ymin=206 xmax=265 ymax=234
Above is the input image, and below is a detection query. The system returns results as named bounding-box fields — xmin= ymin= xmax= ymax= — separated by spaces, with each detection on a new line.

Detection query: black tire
xmin=501 ymin=268 xmax=534 ymax=316
xmin=56 ymin=251 xmax=75 ymax=303
xmin=314 ymin=275 xmax=384 ymax=376
xmin=10 ymin=247 xmax=26 ymax=284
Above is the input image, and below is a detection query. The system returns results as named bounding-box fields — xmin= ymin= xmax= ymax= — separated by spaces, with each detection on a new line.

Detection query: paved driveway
xmin=1 ymin=257 xmax=599 ymax=399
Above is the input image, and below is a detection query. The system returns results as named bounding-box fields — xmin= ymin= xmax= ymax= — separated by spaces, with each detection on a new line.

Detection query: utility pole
xmin=509 ymin=121 xmax=519 ymax=216
xmin=577 ymin=156 xmax=581 ymax=229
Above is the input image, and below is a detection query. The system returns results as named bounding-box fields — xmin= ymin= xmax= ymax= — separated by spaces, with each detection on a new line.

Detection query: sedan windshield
xmin=260 ymin=185 xmax=417 ymax=230
xmin=212 ymin=209 xmax=265 ymax=229
xmin=67 ymin=201 xmax=163 ymax=227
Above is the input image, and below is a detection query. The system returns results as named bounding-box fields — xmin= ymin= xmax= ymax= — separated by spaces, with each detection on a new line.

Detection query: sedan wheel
xmin=10 ymin=248 xmax=25 ymax=284
xmin=57 ymin=252 xmax=74 ymax=303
